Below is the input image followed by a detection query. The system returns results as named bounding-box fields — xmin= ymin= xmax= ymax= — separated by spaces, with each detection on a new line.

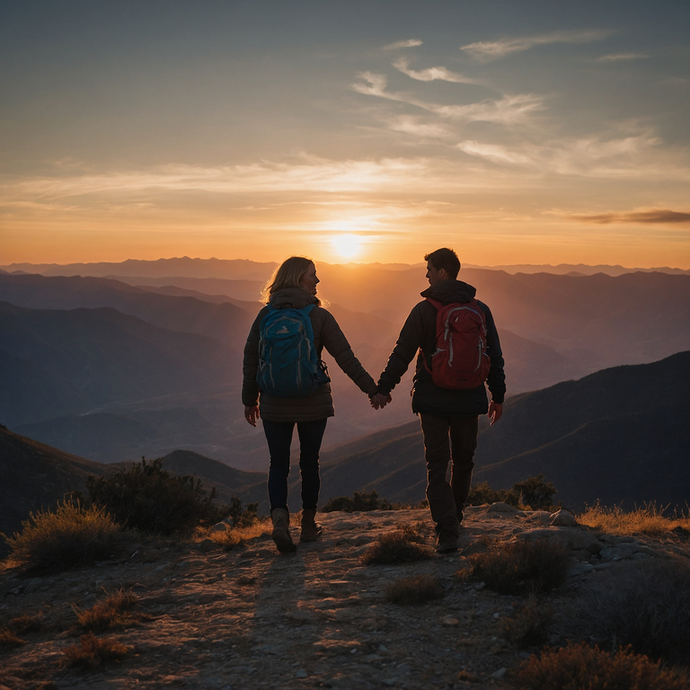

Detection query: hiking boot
xmin=271 ymin=508 xmax=297 ymax=553
xmin=436 ymin=532 xmax=458 ymax=554
xmin=300 ymin=508 xmax=323 ymax=542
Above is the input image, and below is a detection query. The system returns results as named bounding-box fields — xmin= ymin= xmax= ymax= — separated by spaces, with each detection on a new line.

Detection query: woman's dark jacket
xmin=242 ymin=287 xmax=377 ymax=423
xmin=377 ymin=279 xmax=506 ymax=417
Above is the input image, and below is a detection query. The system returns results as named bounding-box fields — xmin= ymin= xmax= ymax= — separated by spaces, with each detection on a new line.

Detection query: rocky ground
xmin=1 ymin=505 xmax=688 ymax=690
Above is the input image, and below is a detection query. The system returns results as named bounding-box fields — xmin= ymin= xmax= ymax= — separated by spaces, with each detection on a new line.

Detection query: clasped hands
xmin=369 ymin=391 xmax=392 ymax=410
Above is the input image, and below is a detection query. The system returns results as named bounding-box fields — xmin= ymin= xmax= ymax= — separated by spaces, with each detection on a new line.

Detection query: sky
xmin=1 ymin=0 xmax=689 ymax=268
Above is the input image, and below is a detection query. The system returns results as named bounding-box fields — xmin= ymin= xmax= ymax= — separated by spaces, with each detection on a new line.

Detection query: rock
xmin=487 ymin=502 xmax=519 ymax=513
xmin=199 ymin=539 xmax=217 ymax=553
xmin=491 ymin=667 xmax=507 ymax=679
xmin=550 ymin=509 xmax=577 ymax=527
xmin=210 ymin=522 xmax=229 ymax=533
xmin=599 ymin=544 xmax=635 ymax=561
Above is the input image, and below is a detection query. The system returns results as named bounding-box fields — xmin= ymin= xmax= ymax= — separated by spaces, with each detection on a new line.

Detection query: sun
xmin=331 ymin=233 xmax=363 ymax=260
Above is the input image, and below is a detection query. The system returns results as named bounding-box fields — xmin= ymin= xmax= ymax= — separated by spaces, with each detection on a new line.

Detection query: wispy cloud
xmin=386 ymin=116 xmax=453 ymax=139
xmin=393 ymin=57 xmax=477 ymax=84
xmin=352 ymin=72 xmax=544 ymax=125
xmin=461 ymin=29 xmax=612 ymax=62
xmin=383 ymin=38 xmax=422 ymax=50
xmin=571 ymin=209 xmax=690 ymax=224
xmin=594 ymin=53 xmax=650 ymax=62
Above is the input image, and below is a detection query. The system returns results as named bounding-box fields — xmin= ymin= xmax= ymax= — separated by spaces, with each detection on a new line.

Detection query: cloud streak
xmin=595 ymin=53 xmax=650 ymax=62
xmin=571 ymin=209 xmax=690 ymax=224
xmin=393 ymin=57 xmax=477 ymax=84
xmin=461 ymin=29 xmax=612 ymax=61
xmin=383 ymin=39 xmax=422 ymax=50
xmin=352 ymin=72 xmax=544 ymax=124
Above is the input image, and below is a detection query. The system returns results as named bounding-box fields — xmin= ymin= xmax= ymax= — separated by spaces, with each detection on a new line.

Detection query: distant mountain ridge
xmin=309 ymin=351 xmax=690 ymax=511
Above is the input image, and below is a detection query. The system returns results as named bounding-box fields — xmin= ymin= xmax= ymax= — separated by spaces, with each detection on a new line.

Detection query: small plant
xmin=512 ymin=642 xmax=689 ymax=690
xmin=499 ymin=597 xmax=553 ymax=648
xmin=208 ymin=519 xmax=271 ymax=549
xmin=466 ymin=481 xmax=517 ymax=507
xmin=63 ymin=632 xmax=129 ymax=669
xmin=72 ymin=589 xmax=143 ymax=631
xmin=461 ymin=539 xmax=569 ymax=595
xmin=87 ymin=457 xmax=234 ymax=535
xmin=322 ymin=490 xmax=400 ymax=513
xmin=8 ymin=614 xmax=43 ymax=635
xmin=361 ymin=524 xmax=432 ymax=565
xmin=0 ymin=628 xmax=26 ymax=647
xmin=3 ymin=499 xmax=123 ymax=574
xmin=225 ymin=497 xmax=260 ymax=528
xmin=560 ymin=557 xmax=690 ymax=665
xmin=386 ymin=574 xmax=444 ymax=605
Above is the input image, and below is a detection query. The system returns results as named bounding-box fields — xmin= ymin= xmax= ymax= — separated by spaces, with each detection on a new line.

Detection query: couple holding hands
xmin=242 ymin=248 xmax=505 ymax=554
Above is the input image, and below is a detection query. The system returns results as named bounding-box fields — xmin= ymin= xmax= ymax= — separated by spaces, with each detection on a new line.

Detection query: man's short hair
xmin=424 ymin=248 xmax=460 ymax=279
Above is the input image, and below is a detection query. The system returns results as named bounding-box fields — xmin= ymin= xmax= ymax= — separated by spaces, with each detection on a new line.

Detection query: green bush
xmin=87 ymin=457 xmax=232 ymax=535
xmin=3 ymin=499 xmax=123 ymax=574
xmin=462 ymin=539 xmax=569 ymax=595
xmin=513 ymin=642 xmax=689 ymax=690
xmin=467 ymin=475 xmax=558 ymax=510
xmin=225 ymin=496 xmax=260 ymax=528
xmin=322 ymin=490 xmax=398 ymax=513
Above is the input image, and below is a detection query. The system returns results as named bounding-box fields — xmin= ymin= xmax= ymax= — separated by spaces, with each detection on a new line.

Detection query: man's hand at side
xmin=488 ymin=401 xmax=503 ymax=426
xmin=244 ymin=405 xmax=259 ymax=427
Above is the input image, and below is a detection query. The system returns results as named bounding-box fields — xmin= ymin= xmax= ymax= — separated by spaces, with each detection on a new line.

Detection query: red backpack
xmin=425 ymin=297 xmax=491 ymax=389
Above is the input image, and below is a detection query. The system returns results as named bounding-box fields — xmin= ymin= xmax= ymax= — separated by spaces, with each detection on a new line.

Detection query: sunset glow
xmin=1 ymin=3 xmax=689 ymax=268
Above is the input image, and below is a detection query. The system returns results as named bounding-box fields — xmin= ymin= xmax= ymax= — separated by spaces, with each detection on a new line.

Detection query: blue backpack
xmin=257 ymin=304 xmax=330 ymax=398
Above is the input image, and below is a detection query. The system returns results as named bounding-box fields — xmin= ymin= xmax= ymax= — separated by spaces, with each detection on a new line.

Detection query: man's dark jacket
xmin=377 ymin=278 xmax=506 ymax=417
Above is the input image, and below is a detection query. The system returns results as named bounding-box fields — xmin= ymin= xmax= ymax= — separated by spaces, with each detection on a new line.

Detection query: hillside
xmin=0 ymin=429 xmax=266 ymax=544
xmin=0 ymin=301 xmax=239 ymax=428
xmin=311 ymin=351 xmax=690 ymax=511
xmin=0 ymin=426 xmax=111 ymax=541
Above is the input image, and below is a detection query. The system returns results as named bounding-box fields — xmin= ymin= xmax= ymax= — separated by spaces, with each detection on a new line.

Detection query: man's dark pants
xmin=419 ymin=413 xmax=479 ymax=538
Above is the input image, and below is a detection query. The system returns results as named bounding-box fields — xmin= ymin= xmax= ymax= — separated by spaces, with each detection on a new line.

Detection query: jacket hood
xmin=420 ymin=279 xmax=476 ymax=305
xmin=268 ymin=287 xmax=319 ymax=309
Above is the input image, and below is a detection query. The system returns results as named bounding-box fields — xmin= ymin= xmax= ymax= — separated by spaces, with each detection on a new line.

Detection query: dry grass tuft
xmin=72 ymin=589 xmax=144 ymax=631
xmin=559 ymin=557 xmax=690 ymax=665
xmin=207 ymin=519 xmax=271 ymax=549
xmin=361 ymin=524 xmax=432 ymax=565
xmin=512 ymin=641 xmax=690 ymax=690
xmin=499 ymin=597 xmax=553 ymax=648
xmin=579 ymin=502 xmax=690 ymax=536
xmin=8 ymin=614 xmax=43 ymax=634
xmin=385 ymin=574 xmax=445 ymax=605
xmin=3 ymin=500 xmax=124 ymax=574
xmin=63 ymin=632 xmax=129 ymax=669
xmin=0 ymin=627 xmax=26 ymax=646
xmin=461 ymin=538 xmax=569 ymax=595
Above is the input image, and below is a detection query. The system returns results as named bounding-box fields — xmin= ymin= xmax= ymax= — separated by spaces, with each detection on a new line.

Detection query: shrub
xmin=560 ymin=558 xmax=690 ymax=665
xmin=386 ymin=574 xmax=444 ymax=605
xmin=3 ymin=499 xmax=123 ymax=574
xmin=466 ymin=475 xmax=558 ymax=510
xmin=512 ymin=474 xmax=557 ymax=510
xmin=322 ymin=490 xmax=399 ymax=513
xmin=512 ymin=642 xmax=689 ymax=690
xmin=499 ymin=597 xmax=552 ymax=648
xmin=87 ymin=457 xmax=233 ymax=535
xmin=461 ymin=539 xmax=569 ymax=595
xmin=225 ymin=497 xmax=260 ymax=528
xmin=361 ymin=524 xmax=432 ymax=565
xmin=63 ymin=632 xmax=129 ymax=669
xmin=72 ymin=590 xmax=144 ymax=631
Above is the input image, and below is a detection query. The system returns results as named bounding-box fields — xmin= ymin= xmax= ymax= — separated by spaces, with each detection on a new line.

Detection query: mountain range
xmin=1 ymin=261 xmax=688 ymax=470
xmin=1 ymin=351 xmax=687 ymax=543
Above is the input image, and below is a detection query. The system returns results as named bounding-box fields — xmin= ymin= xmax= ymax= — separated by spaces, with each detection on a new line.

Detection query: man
xmin=372 ymin=248 xmax=505 ymax=553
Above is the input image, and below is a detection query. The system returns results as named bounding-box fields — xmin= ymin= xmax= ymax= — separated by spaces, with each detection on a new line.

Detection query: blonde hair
xmin=260 ymin=256 xmax=315 ymax=303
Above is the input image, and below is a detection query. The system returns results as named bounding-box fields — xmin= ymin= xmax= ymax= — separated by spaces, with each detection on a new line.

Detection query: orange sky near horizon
xmin=2 ymin=3 xmax=689 ymax=270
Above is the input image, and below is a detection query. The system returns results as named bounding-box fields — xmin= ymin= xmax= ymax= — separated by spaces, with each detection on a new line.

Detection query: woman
xmin=242 ymin=256 xmax=378 ymax=553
